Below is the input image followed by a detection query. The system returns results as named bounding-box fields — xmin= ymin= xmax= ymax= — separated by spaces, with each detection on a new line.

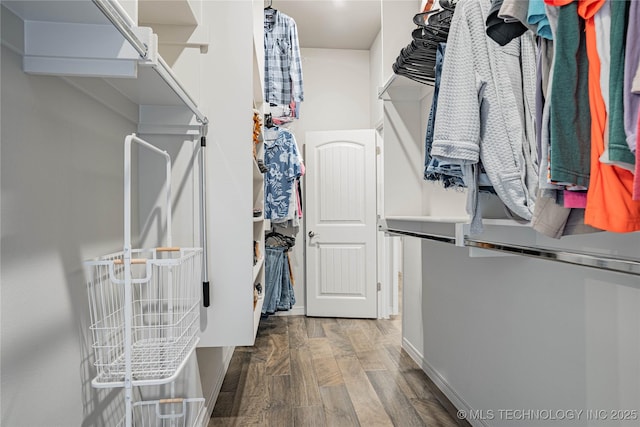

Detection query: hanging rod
xmin=383 ymin=228 xmax=456 ymax=244
xmin=464 ymin=238 xmax=640 ymax=276
xmin=154 ymin=56 xmax=208 ymax=125
xmin=92 ymin=0 xmax=209 ymax=125
xmin=383 ymin=228 xmax=640 ymax=277
xmin=92 ymin=0 xmax=148 ymax=58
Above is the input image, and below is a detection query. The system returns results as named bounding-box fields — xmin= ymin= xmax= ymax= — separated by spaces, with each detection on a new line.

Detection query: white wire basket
xmin=85 ymin=247 xmax=202 ymax=387
xmin=117 ymin=397 xmax=205 ymax=427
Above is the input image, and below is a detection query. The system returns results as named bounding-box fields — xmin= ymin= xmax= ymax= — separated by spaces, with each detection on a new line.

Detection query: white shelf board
xmin=5 ymin=0 xmax=208 ymax=131
xmin=3 ymin=0 xmax=108 ymax=25
xmin=481 ymin=218 xmax=531 ymax=227
xmin=253 ymin=158 xmax=263 ymax=179
xmin=382 ymin=215 xmax=530 ymax=254
xmin=378 ymin=74 xmax=433 ymax=101
xmin=253 ymin=257 xmax=264 ymax=283
xmin=383 ymin=215 xmax=528 ymax=227
xmin=253 ymin=294 xmax=265 ymax=338
xmin=99 ymin=64 xmax=187 ymax=106
xmin=384 ymin=215 xmax=471 ymax=223
xmin=253 ymin=215 xmax=264 ymax=223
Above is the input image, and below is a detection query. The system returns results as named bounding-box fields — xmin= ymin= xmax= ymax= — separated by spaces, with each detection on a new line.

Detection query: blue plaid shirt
xmin=264 ymin=10 xmax=304 ymax=105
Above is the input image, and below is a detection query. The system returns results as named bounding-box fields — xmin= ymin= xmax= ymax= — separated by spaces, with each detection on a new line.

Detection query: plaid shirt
xmin=264 ymin=10 xmax=304 ymax=105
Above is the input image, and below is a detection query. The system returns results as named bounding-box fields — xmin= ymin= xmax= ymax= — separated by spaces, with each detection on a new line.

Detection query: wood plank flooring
xmin=210 ymin=315 xmax=466 ymax=427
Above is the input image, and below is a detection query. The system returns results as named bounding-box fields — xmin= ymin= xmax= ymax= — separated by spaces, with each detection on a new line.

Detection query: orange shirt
xmin=578 ymin=0 xmax=640 ymax=232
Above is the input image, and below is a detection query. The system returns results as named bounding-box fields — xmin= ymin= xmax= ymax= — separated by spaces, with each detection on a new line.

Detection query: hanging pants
xmin=262 ymin=246 xmax=295 ymax=315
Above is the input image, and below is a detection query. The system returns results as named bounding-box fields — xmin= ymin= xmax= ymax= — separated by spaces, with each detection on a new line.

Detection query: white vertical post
xmin=123 ymin=135 xmax=134 ymax=427
xmin=123 ymin=133 xmax=172 ymax=426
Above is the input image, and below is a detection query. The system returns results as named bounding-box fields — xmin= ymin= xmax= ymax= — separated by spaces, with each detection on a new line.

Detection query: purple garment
xmin=624 ymin=0 xmax=640 ymax=152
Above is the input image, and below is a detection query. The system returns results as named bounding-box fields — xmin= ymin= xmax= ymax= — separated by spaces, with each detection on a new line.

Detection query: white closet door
xmin=305 ymin=130 xmax=377 ymax=318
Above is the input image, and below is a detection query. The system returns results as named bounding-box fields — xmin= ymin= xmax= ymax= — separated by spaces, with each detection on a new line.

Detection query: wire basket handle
xmin=124 ymin=133 xmax=172 ymax=258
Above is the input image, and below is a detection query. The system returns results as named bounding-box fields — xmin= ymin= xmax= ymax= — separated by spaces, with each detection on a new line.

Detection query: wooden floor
xmin=210 ymin=315 xmax=463 ymax=426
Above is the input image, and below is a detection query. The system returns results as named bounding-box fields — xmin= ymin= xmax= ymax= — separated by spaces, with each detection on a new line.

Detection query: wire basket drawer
xmin=117 ymin=397 xmax=205 ymax=427
xmin=85 ymin=247 xmax=202 ymax=387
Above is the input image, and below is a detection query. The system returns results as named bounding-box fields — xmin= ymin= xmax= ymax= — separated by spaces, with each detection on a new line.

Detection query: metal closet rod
xmin=383 ymin=228 xmax=640 ymax=277
xmin=92 ymin=0 xmax=147 ymax=57
xmin=92 ymin=0 xmax=209 ymax=125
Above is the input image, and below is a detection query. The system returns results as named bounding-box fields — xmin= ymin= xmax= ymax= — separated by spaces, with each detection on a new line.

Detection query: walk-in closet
xmin=2 ymin=0 xmax=639 ymax=426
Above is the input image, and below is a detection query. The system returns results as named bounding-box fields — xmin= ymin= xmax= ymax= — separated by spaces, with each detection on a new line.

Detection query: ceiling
xmin=267 ymin=0 xmax=382 ymax=50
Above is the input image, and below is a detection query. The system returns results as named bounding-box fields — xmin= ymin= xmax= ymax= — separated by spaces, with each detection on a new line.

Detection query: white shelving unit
xmin=3 ymin=0 xmax=208 ymax=135
xmin=2 ymin=2 xmax=210 ymax=425
xmin=252 ymin=115 xmax=266 ymax=333
xmin=250 ymin=0 xmax=267 ymax=339
xmin=193 ymin=0 xmax=265 ymax=348
xmin=377 ymin=3 xmax=640 ymax=270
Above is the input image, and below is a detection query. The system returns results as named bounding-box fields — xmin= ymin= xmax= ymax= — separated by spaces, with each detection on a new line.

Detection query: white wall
xmin=1 ymin=19 xmax=135 ymax=426
xmin=0 ymin=3 xmax=233 ymax=423
xmin=403 ymin=240 xmax=640 ymax=427
xmin=277 ymin=47 xmax=371 ymax=315
xmin=376 ymin=2 xmax=640 ymax=424
xmin=381 ymin=0 xmax=419 ymax=84
xmin=370 ymin=30 xmax=383 ymax=129
xmin=296 ymin=47 xmax=371 ymax=139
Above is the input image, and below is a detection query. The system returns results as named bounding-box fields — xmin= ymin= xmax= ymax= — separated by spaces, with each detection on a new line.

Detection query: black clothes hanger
xmin=265 ymin=230 xmax=295 ymax=249
xmin=392 ymin=0 xmax=456 ymax=86
xmin=265 ymin=0 xmax=276 ymax=24
xmin=264 ymin=113 xmax=274 ymax=128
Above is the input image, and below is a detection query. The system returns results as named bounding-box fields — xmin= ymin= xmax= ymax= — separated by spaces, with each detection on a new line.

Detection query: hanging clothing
xmin=531 ymin=188 xmax=600 ymax=238
xmin=263 ymin=127 xmax=302 ymax=221
xmin=635 ymin=112 xmax=640 ymax=200
xmin=431 ymin=0 xmax=538 ymax=231
xmin=606 ymin=0 xmax=634 ymax=166
xmin=527 ymin=0 xmax=553 ymax=39
xmin=262 ymin=246 xmax=295 ymax=316
xmin=264 ymin=9 xmax=304 ymax=106
xmin=623 ymin=0 xmax=640 ymax=153
xmin=574 ymin=0 xmax=640 ymax=232
xmin=486 ymin=0 xmax=527 ymax=46
xmin=545 ymin=0 xmax=591 ymax=187
xmin=423 ymin=43 xmax=465 ymax=189
xmin=498 ymin=0 xmax=538 ymax=36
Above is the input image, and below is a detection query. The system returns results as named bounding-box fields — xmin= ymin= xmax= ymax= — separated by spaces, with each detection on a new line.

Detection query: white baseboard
xmin=402 ymin=338 xmax=489 ymax=427
xmin=202 ymin=346 xmax=235 ymax=423
xmin=273 ymin=306 xmax=305 ymax=316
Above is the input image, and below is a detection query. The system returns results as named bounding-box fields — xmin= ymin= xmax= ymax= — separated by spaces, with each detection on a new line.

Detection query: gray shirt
xmin=432 ymin=0 xmax=538 ymax=224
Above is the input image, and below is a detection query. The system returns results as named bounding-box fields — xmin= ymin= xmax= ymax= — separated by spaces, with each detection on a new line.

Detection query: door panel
xmin=306 ymin=130 xmax=377 ymax=318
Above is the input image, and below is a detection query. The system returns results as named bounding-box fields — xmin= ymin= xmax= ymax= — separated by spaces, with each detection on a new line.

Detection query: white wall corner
xmin=200 ymin=346 xmax=235 ymax=421
xmin=402 ymin=338 xmax=488 ymax=427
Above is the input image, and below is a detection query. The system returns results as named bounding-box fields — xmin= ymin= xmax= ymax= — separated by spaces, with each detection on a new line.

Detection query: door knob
xmin=308 ymin=231 xmax=316 ymax=238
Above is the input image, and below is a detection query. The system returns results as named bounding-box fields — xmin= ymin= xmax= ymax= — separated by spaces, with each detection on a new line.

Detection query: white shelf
xmin=378 ymin=74 xmax=433 ymax=101
xmin=384 ymin=215 xmax=471 ymax=223
xmin=481 ymin=218 xmax=531 ymax=227
xmin=383 ymin=216 xmax=640 ymax=270
xmin=3 ymin=0 xmax=108 ymax=24
xmin=253 ymin=158 xmax=263 ymax=180
xmin=253 ymin=256 xmax=264 ymax=283
xmin=382 ymin=215 xmax=533 ymax=252
xmin=253 ymin=294 xmax=265 ymax=335
xmin=4 ymin=0 xmax=208 ymax=133
xmin=383 ymin=215 xmax=529 ymax=229
xmin=253 ymin=215 xmax=264 ymax=223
